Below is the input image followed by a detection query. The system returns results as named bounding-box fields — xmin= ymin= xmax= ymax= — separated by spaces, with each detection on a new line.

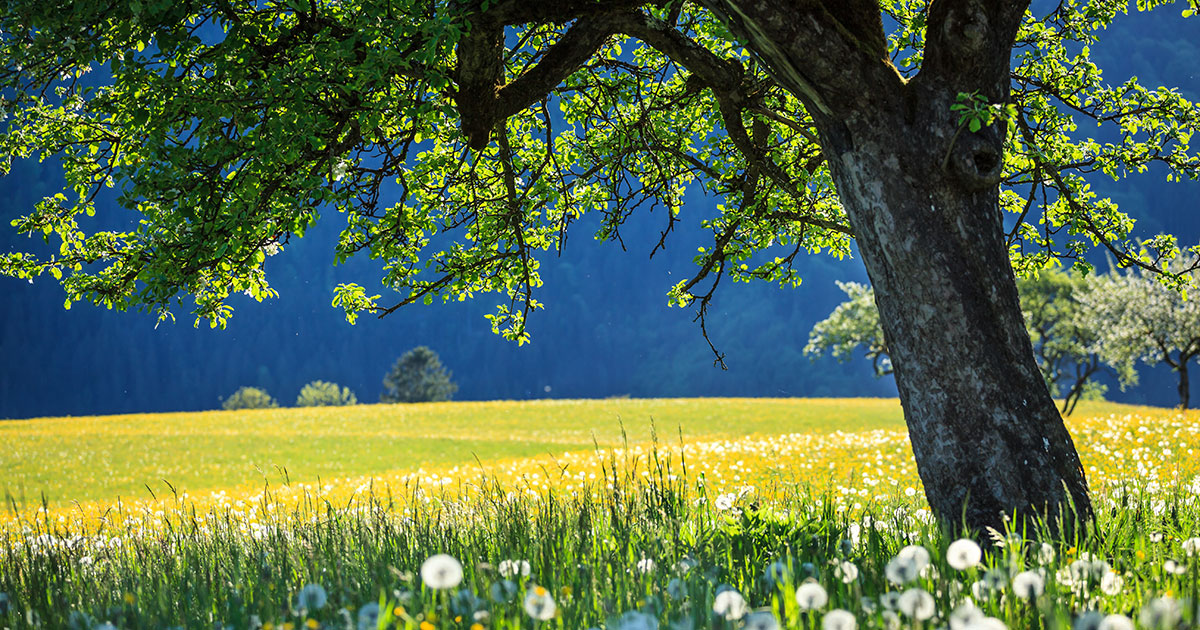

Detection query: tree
xmin=222 ymin=386 xmax=278 ymax=411
xmin=1079 ymin=258 xmax=1200 ymax=410
xmin=804 ymin=282 xmax=891 ymax=377
xmin=382 ymin=346 xmax=458 ymax=403
xmin=1019 ymin=270 xmax=1106 ymax=416
xmin=807 ymin=271 xmax=1108 ymax=415
xmin=296 ymin=380 xmax=359 ymax=407
xmin=3 ymin=0 xmax=1199 ymax=531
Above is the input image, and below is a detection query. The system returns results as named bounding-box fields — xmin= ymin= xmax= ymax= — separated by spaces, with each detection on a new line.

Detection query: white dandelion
xmin=963 ymin=617 xmax=1007 ymax=630
xmin=949 ymin=603 xmax=983 ymax=630
xmin=1073 ymin=611 xmax=1104 ymax=630
xmin=667 ymin=578 xmax=687 ymax=601
xmin=1138 ymin=597 xmax=1181 ymax=630
xmin=637 ymin=558 xmax=657 ymax=574
xmin=523 ymin=585 xmax=557 ymax=621
xmin=1099 ymin=571 xmax=1124 ymax=595
xmin=1097 ymin=614 xmax=1134 ymax=630
xmin=743 ymin=611 xmax=779 ymax=630
xmin=1182 ymin=537 xmax=1200 ymax=557
xmin=616 ymin=611 xmax=659 ymax=630
xmin=296 ymin=583 xmax=328 ymax=612
xmin=1037 ymin=542 xmax=1056 ymax=565
xmin=947 ymin=539 xmax=983 ymax=570
xmin=897 ymin=588 xmax=935 ymax=620
xmin=1012 ymin=571 xmax=1045 ymax=600
xmin=420 ymin=554 xmax=464 ymax=590
xmin=712 ymin=588 xmax=748 ymax=621
xmin=357 ymin=603 xmax=380 ymax=630
xmin=823 ymin=609 xmax=857 ymax=630
xmin=795 ymin=582 xmax=829 ymax=611
xmin=885 ymin=556 xmax=920 ymax=585
xmin=498 ymin=559 xmax=531 ymax=578
xmin=834 ymin=561 xmax=859 ymax=584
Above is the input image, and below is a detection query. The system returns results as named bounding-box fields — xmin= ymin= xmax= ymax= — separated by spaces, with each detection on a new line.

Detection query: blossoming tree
xmin=2 ymin=0 xmax=1198 ymax=531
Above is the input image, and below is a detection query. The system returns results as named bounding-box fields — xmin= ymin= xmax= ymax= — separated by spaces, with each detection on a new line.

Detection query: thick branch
xmin=921 ymin=0 xmax=1031 ymax=96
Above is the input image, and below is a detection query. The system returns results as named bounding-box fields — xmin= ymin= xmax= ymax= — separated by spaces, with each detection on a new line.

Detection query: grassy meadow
xmin=1 ymin=398 xmax=1199 ymax=630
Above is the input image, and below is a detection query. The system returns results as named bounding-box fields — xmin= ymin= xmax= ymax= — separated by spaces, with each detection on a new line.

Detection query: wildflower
xmin=420 ymin=554 xmax=463 ymax=590
xmin=885 ymin=556 xmax=920 ymax=585
xmin=490 ymin=580 xmax=518 ymax=604
xmin=947 ymin=539 xmax=982 ymax=570
xmin=712 ymin=588 xmax=748 ymax=621
xmin=1182 ymin=537 xmax=1200 ymax=557
xmin=823 ymin=609 xmax=857 ymax=630
xmin=667 ymin=578 xmax=687 ymax=601
xmin=523 ymin=586 xmax=556 ymax=621
xmin=742 ymin=612 xmax=779 ymax=630
xmin=1037 ymin=543 xmax=1056 ymax=565
xmin=880 ymin=610 xmax=901 ymax=630
xmin=714 ymin=493 xmax=738 ymax=512
xmin=498 ymin=559 xmax=531 ymax=578
xmin=879 ymin=591 xmax=901 ymax=610
xmin=1073 ymin=611 xmax=1104 ymax=630
xmin=795 ymin=582 xmax=828 ymax=611
xmin=1096 ymin=615 xmax=1134 ymax=630
xmin=834 ymin=560 xmax=859 ymax=584
xmin=764 ymin=561 xmax=789 ymax=588
xmin=357 ymin=603 xmax=380 ymax=630
xmin=1011 ymin=571 xmax=1045 ymax=600
xmin=963 ymin=618 xmax=1007 ymax=630
xmin=305 ymin=620 xmax=319 ymax=630
xmin=897 ymin=545 xmax=932 ymax=570
xmin=897 ymin=588 xmax=935 ymax=620
xmin=616 ymin=611 xmax=660 ymax=630
xmin=637 ymin=558 xmax=657 ymax=574
xmin=1163 ymin=560 xmax=1187 ymax=575
xmin=1099 ymin=571 xmax=1123 ymax=595
xmin=949 ymin=603 xmax=983 ymax=630
xmin=1138 ymin=597 xmax=1181 ymax=630
xmin=676 ymin=557 xmax=698 ymax=574
xmin=981 ymin=569 xmax=1008 ymax=590
xmin=296 ymin=584 xmax=328 ymax=612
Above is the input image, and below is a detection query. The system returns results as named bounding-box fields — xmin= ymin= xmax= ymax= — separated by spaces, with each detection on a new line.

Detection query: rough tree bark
xmin=697 ymin=0 xmax=1092 ymax=532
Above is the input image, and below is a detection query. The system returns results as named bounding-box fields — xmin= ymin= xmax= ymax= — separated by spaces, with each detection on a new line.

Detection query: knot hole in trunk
xmin=948 ymin=132 xmax=1003 ymax=190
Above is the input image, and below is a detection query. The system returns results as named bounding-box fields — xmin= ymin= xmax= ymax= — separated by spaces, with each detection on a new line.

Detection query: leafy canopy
xmin=1 ymin=0 xmax=1197 ymax=340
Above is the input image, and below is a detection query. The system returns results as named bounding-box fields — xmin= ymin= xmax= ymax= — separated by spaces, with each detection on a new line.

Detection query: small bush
xmin=222 ymin=386 xmax=278 ymax=410
xmin=381 ymin=346 xmax=458 ymax=403
xmin=295 ymin=380 xmax=358 ymax=407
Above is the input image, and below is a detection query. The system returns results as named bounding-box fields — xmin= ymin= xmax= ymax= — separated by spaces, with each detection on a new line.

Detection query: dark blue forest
xmin=1 ymin=8 xmax=1198 ymax=419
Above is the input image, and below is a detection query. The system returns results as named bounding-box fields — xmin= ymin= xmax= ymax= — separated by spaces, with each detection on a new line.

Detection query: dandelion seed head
xmin=743 ymin=611 xmax=779 ymax=630
xmin=795 ymin=581 xmax=829 ymax=611
xmin=420 ymin=554 xmax=463 ymax=590
xmin=712 ymin=588 xmax=748 ymax=621
xmin=897 ymin=588 xmax=935 ymax=620
xmin=1097 ymin=614 xmax=1134 ymax=630
xmin=822 ymin=609 xmax=857 ymax=630
xmin=296 ymin=583 xmax=328 ymax=612
xmin=523 ymin=586 xmax=556 ymax=621
xmin=1012 ymin=570 xmax=1045 ymax=600
xmin=947 ymin=539 xmax=983 ymax=570
xmin=835 ymin=560 xmax=859 ymax=584
xmin=497 ymin=559 xmax=530 ymax=578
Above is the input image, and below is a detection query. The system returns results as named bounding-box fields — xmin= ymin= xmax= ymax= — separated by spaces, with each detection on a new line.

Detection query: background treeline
xmin=0 ymin=8 xmax=1197 ymax=419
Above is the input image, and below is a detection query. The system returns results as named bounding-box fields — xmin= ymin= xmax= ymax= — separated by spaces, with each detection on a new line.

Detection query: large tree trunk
xmin=818 ymin=98 xmax=1093 ymax=533
xmin=704 ymin=0 xmax=1093 ymax=534
xmin=1179 ymin=362 xmax=1190 ymax=410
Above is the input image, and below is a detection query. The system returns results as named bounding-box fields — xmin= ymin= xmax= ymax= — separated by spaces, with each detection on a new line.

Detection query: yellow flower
xmin=455 ymin=617 xmax=462 ymax=623
xmin=282 ymin=623 xmax=295 ymax=630
xmin=559 ymin=586 xmax=573 ymax=599
xmin=471 ymin=625 xmax=484 ymax=630
xmin=419 ymin=622 xmax=435 ymax=630
xmin=306 ymin=620 xmax=320 ymax=630
xmin=123 ymin=592 xmax=136 ymax=605
xmin=393 ymin=607 xmax=406 ymax=617
xmin=263 ymin=624 xmax=274 ymax=630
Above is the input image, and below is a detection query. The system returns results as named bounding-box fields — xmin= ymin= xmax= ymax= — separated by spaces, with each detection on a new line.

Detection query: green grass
xmin=0 ymin=452 xmax=1197 ymax=630
xmin=0 ymin=398 xmax=1166 ymax=508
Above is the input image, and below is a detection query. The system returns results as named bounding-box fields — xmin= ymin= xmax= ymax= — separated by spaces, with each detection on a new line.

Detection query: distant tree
xmin=804 ymin=282 xmax=891 ymax=377
xmin=382 ymin=347 xmax=458 ymax=403
xmin=1019 ymin=271 xmax=1107 ymax=416
xmin=1078 ymin=258 xmax=1200 ymax=410
xmin=808 ymin=271 xmax=1107 ymax=415
xmin=295 ymin=380 xmax=358 ymax=407
xmin=222 ymin=386 xmax=278 ymax=411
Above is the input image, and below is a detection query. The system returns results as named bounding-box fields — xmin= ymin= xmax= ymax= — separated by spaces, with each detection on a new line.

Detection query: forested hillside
xmin=1 ymin=6 xmax=1196 ymax=419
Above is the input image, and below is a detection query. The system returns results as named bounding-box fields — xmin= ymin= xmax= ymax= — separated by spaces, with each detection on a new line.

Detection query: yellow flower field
xmin=2 ymin=398 xmax=1197 ymax=535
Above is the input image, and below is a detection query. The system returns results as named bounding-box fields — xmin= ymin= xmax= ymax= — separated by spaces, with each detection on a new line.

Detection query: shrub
xmin=381 ymin=346 xmax=458 ymax=403
xmin=295 ymin=380 xmax=358 ymax=407
xmin=222 ymin=386 xmax=278 ymax=410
